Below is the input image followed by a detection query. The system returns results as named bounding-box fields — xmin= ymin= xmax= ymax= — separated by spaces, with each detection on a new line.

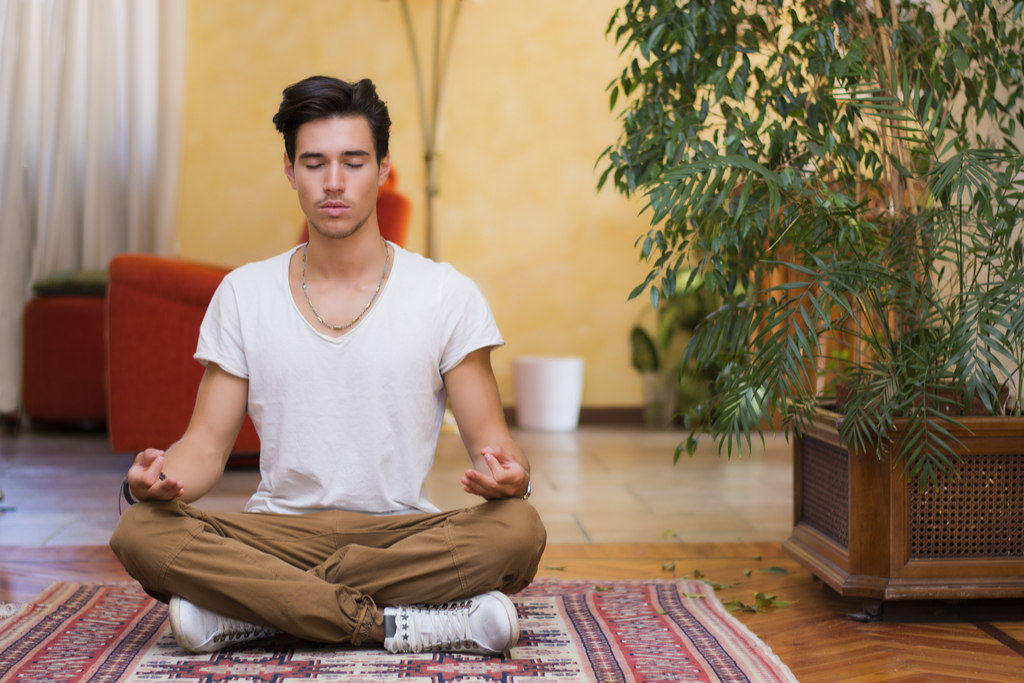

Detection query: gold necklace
xmin=301 ymin=237 xmax=389 ymax=331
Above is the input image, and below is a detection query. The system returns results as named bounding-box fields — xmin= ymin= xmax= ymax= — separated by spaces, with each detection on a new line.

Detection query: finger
xmin=142 ymin=455 xmax=168 ymax=487
xmin=481 ymin=452 xmax=509 ymax=480
xmin=135 ymin=448 xmax=164 ymax=468
xmin=463 ymin=480 xmax=498 ymax=499
xmin=461 ymin=471 xmax=502 ymax=497
xmin=463 ymin=470 xmax=516 ymax=500
xmin=132 ymin=452 xmax=165 ymax=485
xmin=127 ymin=451 xmax=162 ymax=492
xmin=481 ymin=447 xmax=515 ymax=465
xmin=461 ymin=472 xmax=491 ymax=494
xmin=149 ymin=475 xmax=184 ymax=500
xmin=463 ymin=468 xmax=498 ymax=488
xmin=151 ymin=474 xmax=177 ymax=493
xmin=157 ymin=481 xmax=185 ymax=500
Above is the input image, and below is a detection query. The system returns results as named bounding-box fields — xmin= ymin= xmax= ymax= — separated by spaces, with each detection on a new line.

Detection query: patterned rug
xmin=0 ymin=578 xmax=798 ymax=682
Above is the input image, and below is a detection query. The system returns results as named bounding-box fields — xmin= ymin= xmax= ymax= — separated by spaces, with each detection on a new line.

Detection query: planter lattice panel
xmin=909 ymin=453 xmax=1024 ymax=559
xmin=800 ymin=435 xmax=850 ymax=548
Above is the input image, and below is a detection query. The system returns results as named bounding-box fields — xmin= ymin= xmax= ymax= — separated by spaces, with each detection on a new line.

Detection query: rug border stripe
xmin=656 ymin=581 xmax=750 ymax=682
xmin=567 ymin=591 xmax=630 ymax=683
xmin=678 ymin=581 xmax=800 ymax=683
xmin=0 ymin=581 xmax=88 ymax=679
xmin=0 ymin=581 xmax=169 ymax=683
xmin=85 ymin=585 xmax=169 ymax=683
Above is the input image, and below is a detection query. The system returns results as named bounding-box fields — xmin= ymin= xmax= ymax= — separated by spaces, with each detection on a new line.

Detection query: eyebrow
xmin=297 ymin=150 xmax=371 ymax=160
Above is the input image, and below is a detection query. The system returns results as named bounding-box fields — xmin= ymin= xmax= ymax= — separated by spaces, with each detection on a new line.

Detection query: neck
xmin=304 ymin=224 xmax=386 ymax=282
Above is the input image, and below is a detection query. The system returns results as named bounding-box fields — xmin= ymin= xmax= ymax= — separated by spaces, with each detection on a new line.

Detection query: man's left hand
xmin=461 ymin=446 xmax=529 ymax=500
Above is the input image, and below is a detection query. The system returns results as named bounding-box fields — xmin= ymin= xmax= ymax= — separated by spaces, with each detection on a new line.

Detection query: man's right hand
xmin=127 ymin=448 xmax=185 ymax=501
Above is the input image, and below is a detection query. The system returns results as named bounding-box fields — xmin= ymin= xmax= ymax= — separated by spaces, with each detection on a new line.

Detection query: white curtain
xmin=0 ymin=0 xmax=186 ymax=413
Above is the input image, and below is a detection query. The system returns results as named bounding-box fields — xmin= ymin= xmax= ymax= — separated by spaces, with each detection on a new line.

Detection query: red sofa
xmin=23 ymin=295 xmax=107 ymax=424
xmin=106 ymin=170 xmax=411 ymax=459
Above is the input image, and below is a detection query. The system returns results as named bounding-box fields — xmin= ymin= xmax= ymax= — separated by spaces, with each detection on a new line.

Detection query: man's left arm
xmin=444 ymin=347 xmax=530 ymax=500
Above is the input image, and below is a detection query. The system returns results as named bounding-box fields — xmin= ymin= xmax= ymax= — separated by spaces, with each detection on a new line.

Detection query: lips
xmin=319 ymin=200 xmax=350 ymax=217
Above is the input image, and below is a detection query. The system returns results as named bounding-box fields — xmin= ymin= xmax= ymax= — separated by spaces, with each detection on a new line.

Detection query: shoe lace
xmin=400 ymin=599 xmax=473 ymax=652
xmin=211 ymin=615 xmax=278 ymax=644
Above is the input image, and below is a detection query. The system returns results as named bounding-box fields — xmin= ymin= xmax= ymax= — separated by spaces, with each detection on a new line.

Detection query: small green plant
xmin=629 ymin=269 xmax=720 ymax=425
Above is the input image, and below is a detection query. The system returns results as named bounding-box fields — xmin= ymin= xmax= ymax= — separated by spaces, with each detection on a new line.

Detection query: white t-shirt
xmin=194 ymin=243 xmax=504 ymax=516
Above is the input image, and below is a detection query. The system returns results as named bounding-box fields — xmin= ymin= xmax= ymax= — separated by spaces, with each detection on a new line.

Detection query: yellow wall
xmin=178 ymin=0 xmax=653 ymax=406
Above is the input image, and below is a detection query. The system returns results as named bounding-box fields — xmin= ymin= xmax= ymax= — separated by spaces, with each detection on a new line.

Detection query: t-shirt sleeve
xmin=194 ymin=275 xmax=249 ymax=379
xmin=438 ymin=267 xmax=505 ymax=375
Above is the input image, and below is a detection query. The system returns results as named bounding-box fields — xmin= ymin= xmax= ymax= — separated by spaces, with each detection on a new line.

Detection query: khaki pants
xmin=110 ymin=498 xmax=546 ymax=646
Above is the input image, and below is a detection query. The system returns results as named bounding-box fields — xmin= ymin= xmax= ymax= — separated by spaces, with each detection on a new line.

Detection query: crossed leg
xmin=110 ymin=498 xmax=546 ymax=645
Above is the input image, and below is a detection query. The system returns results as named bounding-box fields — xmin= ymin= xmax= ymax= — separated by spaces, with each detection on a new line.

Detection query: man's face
xmin=284 ymin=115 xmax=390 ymax=240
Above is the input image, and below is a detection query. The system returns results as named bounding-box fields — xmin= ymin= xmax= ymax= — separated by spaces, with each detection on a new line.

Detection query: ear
xmin=284 ymin=151 xmax=297 ymax=190
xmin=377 ymin=152 xmax=391 ymax=188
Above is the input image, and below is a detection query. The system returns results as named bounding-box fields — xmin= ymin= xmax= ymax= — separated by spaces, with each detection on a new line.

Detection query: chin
xmin=310 ymin=217 xmax=369 ymax=240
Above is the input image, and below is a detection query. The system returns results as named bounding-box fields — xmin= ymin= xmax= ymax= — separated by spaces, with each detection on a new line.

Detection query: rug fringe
xmin=0 ymin=601 xmax=21 ymax=621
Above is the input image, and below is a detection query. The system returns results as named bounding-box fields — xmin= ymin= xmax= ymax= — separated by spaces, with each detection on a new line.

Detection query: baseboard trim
xmin=503 ymin=406 xmax=643 ymax=428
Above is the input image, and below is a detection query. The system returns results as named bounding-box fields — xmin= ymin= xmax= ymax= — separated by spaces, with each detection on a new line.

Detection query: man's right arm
xmin=126 ymin=362 xmax=249 ymax=504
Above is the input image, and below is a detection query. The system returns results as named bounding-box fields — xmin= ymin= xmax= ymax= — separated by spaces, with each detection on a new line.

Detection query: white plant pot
xmin=512 ymin=356 xmax=584 ymax=431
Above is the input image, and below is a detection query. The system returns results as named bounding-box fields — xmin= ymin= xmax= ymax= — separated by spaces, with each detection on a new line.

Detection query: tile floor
xmin=0 ymin=426 xmax=793 ymax=546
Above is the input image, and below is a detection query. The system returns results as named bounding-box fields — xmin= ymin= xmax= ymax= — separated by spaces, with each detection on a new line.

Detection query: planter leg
xmin=848 ymin=599 xmax=884 ymax=622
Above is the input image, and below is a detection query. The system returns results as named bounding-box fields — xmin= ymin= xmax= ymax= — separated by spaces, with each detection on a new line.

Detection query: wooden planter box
xmin=782 ymin=409 xmax=1024 ymax=601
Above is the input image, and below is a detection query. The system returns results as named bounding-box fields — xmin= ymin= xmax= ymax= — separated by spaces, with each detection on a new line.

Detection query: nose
xmin=324 ymin=162 xmax=345 ymax=193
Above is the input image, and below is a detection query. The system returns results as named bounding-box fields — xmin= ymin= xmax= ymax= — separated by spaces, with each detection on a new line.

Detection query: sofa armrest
xmin=107 ymin=254 xmax=229 ymax=307
xmin=106 ymin=253 xmax=260 ymax=456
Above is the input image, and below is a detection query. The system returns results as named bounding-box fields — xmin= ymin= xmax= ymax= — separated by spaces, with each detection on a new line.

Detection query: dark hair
xmin=272 ymin=76 xmax=391 ymax=165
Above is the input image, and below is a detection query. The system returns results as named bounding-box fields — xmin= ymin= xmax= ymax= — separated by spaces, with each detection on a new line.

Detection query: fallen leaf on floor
xmin=744 ymin=568 xmax=753 ymax=577
xmin=702 ymin=580 xmax=733 ymax=591
xmin=725 ymin=592 xmax=791 ymax=613
xmin=656 ymin=607 xmax=667 ymax=615
xmin=661 ymin=561 xmax=677 ymax=571
xmin=663 ymin=529 xmax=677 ymax=538
xmin=681 ymin=593 xmax=704 ymax=599
xmin=543 ymin=565 xmax=568 ymax=571
xmin=724 ymin=599 xmax=757 ymax=613
xmin=758 ymin=566 xmax=792 ymax=574
xmin=753 ymin=592 xmax=790 ymax=609
xmin=691 ymin=569 xmax=704 ymax=579
xmin=752 ymin=554 xmax=763 ymax=561
xmin=594 ymin=585 xmax=613 ymax=591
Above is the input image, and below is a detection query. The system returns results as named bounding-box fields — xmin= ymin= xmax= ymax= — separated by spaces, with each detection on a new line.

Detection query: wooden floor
xmin=3 ymin=428 xmax=1023 ymax=680
xmin=2 ymin=543 xmax=1022 ymax=682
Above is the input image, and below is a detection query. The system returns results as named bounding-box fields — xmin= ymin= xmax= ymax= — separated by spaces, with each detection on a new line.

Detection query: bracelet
xmin=118 ymin=472 xmax=165 ymax=515
xmin=521 ymin=476 xmax=532 ymax=501
xmin=120 ymin=477 xmax=139 ymax=507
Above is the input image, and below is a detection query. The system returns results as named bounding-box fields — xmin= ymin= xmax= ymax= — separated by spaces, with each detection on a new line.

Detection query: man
xmin=110 ymin=76 xmax=546 ymax=657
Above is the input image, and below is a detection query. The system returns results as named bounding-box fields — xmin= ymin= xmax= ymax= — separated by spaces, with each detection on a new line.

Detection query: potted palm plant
xmin=601 ymin=0 xmax=1024 ymax=607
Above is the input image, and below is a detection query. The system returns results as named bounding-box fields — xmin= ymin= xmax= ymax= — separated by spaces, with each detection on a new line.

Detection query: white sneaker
xmin=169 ymin=595 xmax=281 ymax=654
xmin=383 ymin=591 xmax=519 ymax=656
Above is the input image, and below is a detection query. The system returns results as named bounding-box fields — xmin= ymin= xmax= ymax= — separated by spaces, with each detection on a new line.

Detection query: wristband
xmin=120 ymin=477 xmax=139 ymax=507
xmin=118 ymin=472 xmax=165 ymax=515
